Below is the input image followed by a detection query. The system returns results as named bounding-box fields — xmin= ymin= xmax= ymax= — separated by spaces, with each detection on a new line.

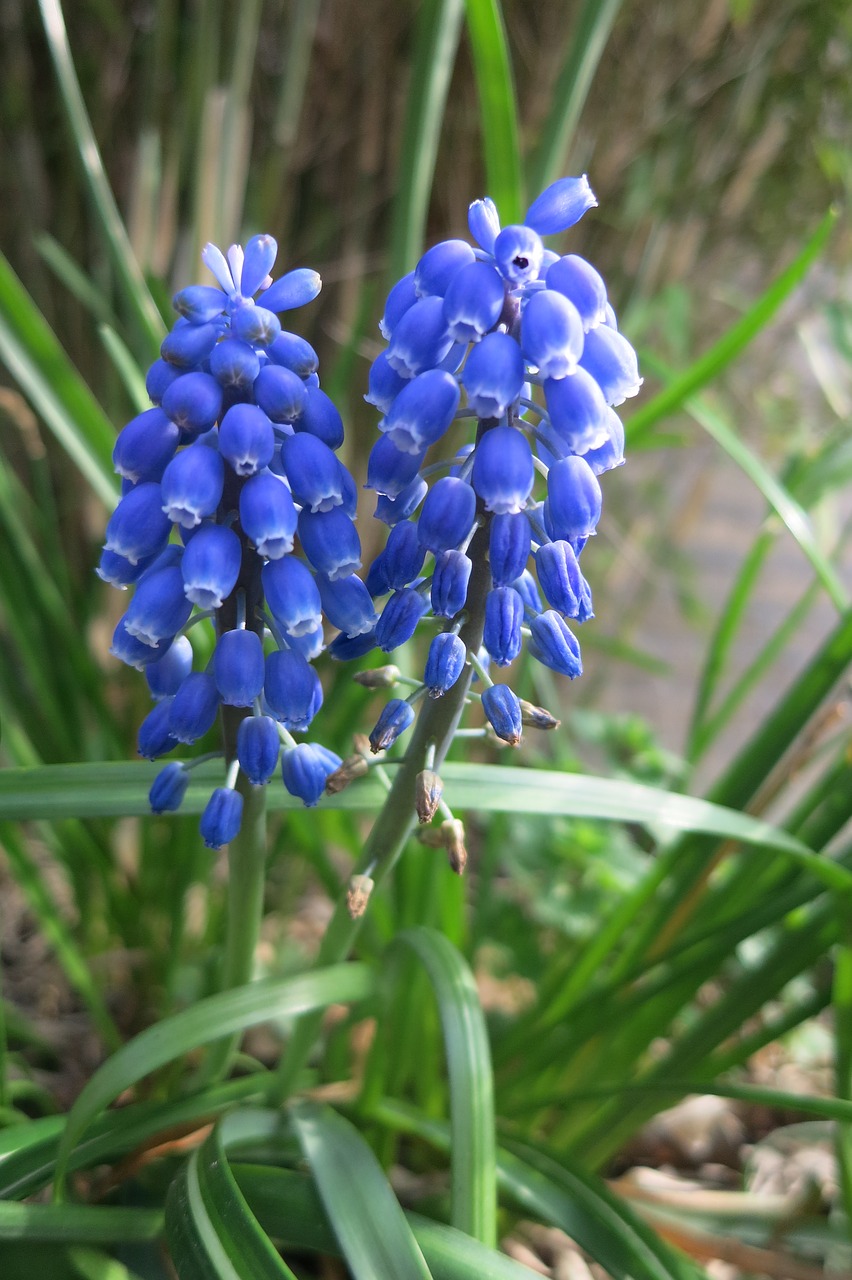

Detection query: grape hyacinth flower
xmin=341 ymin=176 xmax=638 ymax=832
xmin=101 ymin=234 xmax=369 ymax=846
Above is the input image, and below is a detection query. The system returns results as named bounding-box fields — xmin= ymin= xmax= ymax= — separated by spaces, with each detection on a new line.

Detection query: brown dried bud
xmin=353 ymin=665 xmax=401 ymax=689
xmin=352 ymin=733 xmax=372 ymax=757
xmin=441 ymin=818 xmax=468 ymax=875
xmin=519 ymin=699 xmax=561 ymax=731
xmin=415 ymin=769 xmax=443 ymax=825
xmin=346 ymin=874 xmax=375 ymax=919
xmin=325 ymin=753 xmax=370 ymax=794
xmin=416 ymin=827 xmax=445 ymax=848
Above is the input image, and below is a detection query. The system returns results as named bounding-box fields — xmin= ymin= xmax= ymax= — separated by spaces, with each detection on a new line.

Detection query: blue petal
xmin=261 ymin=267 xmax=322 ymax=313
xmin=524 ymin=176 xmax=597 ymax=236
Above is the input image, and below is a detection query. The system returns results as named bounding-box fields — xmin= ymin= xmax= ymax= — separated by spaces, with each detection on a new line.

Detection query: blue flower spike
xmin=100 ymin=235 xmax=366 ymax=840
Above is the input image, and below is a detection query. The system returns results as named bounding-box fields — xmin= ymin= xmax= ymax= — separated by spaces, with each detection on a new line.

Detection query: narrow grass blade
xmin=37 ymin=0 xmax=164 ymax=356
xmin=166 ymin=1159 xmax=244 ymax=1280
xmin=34 ymin=233 xmax=119 ymax=330
xmin=625 ymin=209 xmax=837 ymax=447
xmin=290 ymin=1100 xmax=433 ymax=1280
xmin=463 ymin=0 xmax=523 ymax=221
xmin=53 ymin=967 xmax=374 ymax=1198
xmin=0 ymin=1203 xmax=161 ymax=1244
xmin=833 ymin=897 xmax=852 ymax=1222
xmin=237 ymin=1164 xmax=548 ymax=1279
xmin=527 ymin=0 xmax=624 ymax=198
xmin=388 ymin=0 xmax=466 ymax=282
xmin=393 ymin=927 xmax=497 ymax=1246
xmin=98 ymin=325 xmax=150 ymax=412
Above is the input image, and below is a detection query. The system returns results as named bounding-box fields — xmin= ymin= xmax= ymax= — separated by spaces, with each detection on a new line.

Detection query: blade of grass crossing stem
xmin=34 ymin=233 xmax=120 ymax=331
xmin=372 ymin=1102 xmax=700 ymax=1280
xmin=463 ymin=0 xmax=523 ymax=221
xmin=625 ymin=209 xmax=837 ymax=447
xmin=236 ymin=1165 xmax=553 ymax=1279
xmin=527 ymin=0 xmax=624 ymax=198
xmin=0 ymin=256 xmax=118 ymax=507
xmin=98 ymin=325 xmax=150 ymax=412
xmin=833 ymin=895 xmax=852 ymax=1224
xmin=388 ymin=0 xmax=465 ymax=282
xmin=393 ymin=928 xmax=497 ymax=1247
xmin=53 ymin=966 xmax=374 ymax=1199
xmin=37 ymin=0 xmax=164 ymax=356
xmin=290 ymin=1101 xmax=433 ymax=1280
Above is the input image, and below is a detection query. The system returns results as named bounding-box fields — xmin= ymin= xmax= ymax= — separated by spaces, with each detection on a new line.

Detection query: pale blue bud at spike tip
xmin=546 ymin=254 xmax=608 ymax=332
xmin=380 ymin=369 xmax=460 ymax=456
xmin=442 ymin=260 xmax=506 ymax=344
xmin=544 ymin=456 xmax=602 ymax=542
xmin=160 ymin=444 xmax=224 ymax=529
xmin=281 ymin=743 xmax=341 ymax=807
xmin=200 ymin=787 xmax=244 ymax=849
xmin=493 ymin=225 xmax=544 ymax=286
xmin=237 ymin=716 xmax=281 ymax=785
xmin=468 ymin=196 xmax=501 ymax=253
xmin=528 ymin=611 xmax=583 ymax=678
xmin=146 ymin=635 xmax=194 ymax=699
xmin=239 ymin=472 xmax=298 ymax=559
xmin=238 ymin=234 xmax=278 ymax=297
xmin=213 ymin=629 xmax=265 ymax=706
xmin=481 ymin=684 xmax=523 ymax=746
xmin=431 ymin=550 xmax=471 ymax=618
xmin=264 ymin=649 xmax=323 ymax=731
xmin=521 ymin=289 xmax=584 ymax=380
xmin=262 ymin=557 xmax=323 ymax=637
xmin=483 ymin=586 xmax=524 ymax=666
xmin=161 ymin=373 xmax=223 ymax=436
xmin=524 ymin=175 xmax=597 ymax=236
xmin=376 ymin=588 xmax=427 ymax=652
xmin=169 ymin=671 xmax=220 ymax=744
xmin=424 ymin=632 xmax=466 ymax=697
xmin=261 ymin=267 xmax=322 ymax=314
xmin=417 ymin=477 xmax=476 ymax=554
xmin=113 ymin=408 xmax=179 ymax=483
xmin=489 ymin=513 xmax=531 ymax=587
xmin=385 ymin=297 xmax=453 ymax=379
xmin=369 ymin=698 xmax=415 ymax=752
xmin=414 ymin=239 xmax=476 ymax=298
xmin=149 ymin=762 xmax=190 ymax=813
xmin=181 ymin=524 xmax=241 ymax=610
xmin=471 ymin=426 xmax=533 ymax=515
xmin=461 ymin=332 xmax=525 ymax=420
xmin=298 ymin=508 xmax=362 ymax=580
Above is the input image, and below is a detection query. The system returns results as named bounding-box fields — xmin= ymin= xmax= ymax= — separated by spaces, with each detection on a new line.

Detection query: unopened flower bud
xmin=325 ymin=752 xmax=370 ymax=794
xmin=415 ymin=770 xmax=444 ymax=824
xmin=519 ymin=700 xmax=561 ymax=731
xmin=441 ymin=818 xmax=468 ymax=874
xmin=347 ymin=875 xmax=375 ymax=919
xmin=353 ymin=665 xmax=401 ymax=689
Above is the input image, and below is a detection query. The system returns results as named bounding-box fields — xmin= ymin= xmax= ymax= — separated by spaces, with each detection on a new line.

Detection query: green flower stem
xmin=268 ymin=519 xmax=492 ymax=1106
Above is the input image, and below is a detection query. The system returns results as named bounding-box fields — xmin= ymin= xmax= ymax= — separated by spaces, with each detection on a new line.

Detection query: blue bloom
xmin=146 ymin=635 xmax=194 ymax=699
xmin=218 ymin=404 xmax=275 ymax=476
xmin=138 ymin=699 xmax=178 ymax=759
xmin=113 ymin=408 xmax=180 ymax=483
xmin=281 ymin=742 xmax=341 ymax=806
xmin=264 ymin=648 xmax=323 ymax=731
xmin=578 ymin=325 xmax=643 ymax=406
xmin=199 ymin=787 xmax=244 ymax=849
xmin=209 ymin=337 xmax=261 ymax=390
xmin=160 ymin=444 xmax=225 ymax=529
xmin=431 ymin=549 xmax=471 ymax=618
xmin=544 ymin=456 xmax=602 ymax=541
xmin=297 ymin=507 xmax=361 ymax=580
xmin=181 ymin=524 xmax=242 ymax=609
xmin=424 ymin=633 xmax=466 ymax=696
xmin=366 ymin=434 xmax=425 ymax=498
xmin=213 ymin=629 xmax=265 ymax=706
xmin=382 ymin=520 xmax=426 ymax=590
xmin=483 ymin=586 xmax=524 ymax=666
xmin=262 ymin=557 xmax=323 ymax=637
xmin=161 ymin=372 xmax=223 ymax=436
xmin=442 ymin=261 xmax=505 ymax=344
xmin=528 ymin=611 xmax=583 ymax=677
xmin=380 ymin=369 xmax=460 ymax=456
xmin=521 ymin=289 xmax=584 ymax=380
xmin=149 ymin=762 xmax=190 ymax=813
xmin=385 ymin=297 xmax=453 ymax=378
xmin=493 ymin=225 xmax=544 ymax=286
xmin=461 ymin=332 xmax=525 ymax=419
xmin=281 ymin=433 xmax=348 ymax=512
xmin=535 ymin=541 xmax=593 ymax=620
xmin=416 ymin=477 xmax=476 ymax=553
xmin=481 ymin=684 xmax=522 ymax=745
xmin=104 ymin=483 xmax=172 ymax=565
xmin=369 ymin=699 xmax=415 ymax=752
xmin=316 ymin=573 xmax=378 ymax=637
xmin=239 ymin=471 xmax=298 ymax=559
xmin=237 ymin=715 xmax=281 ymax=785
xmin=376 ymin=588 xmax=427 ymax=651
xmin=415 ymin=239 xmax=476 ymax=297
xmin=379 ymin=272 xmax=417 ymax=340
xmin=488 ymin=513 xmax=530 ymax=587
xmin=169 ymin=671 xmax=220 ymax=743
xmin=253 ymin=364 xmax=307 ymax=423
xmin=471 ymin=426 xmax=533 ymax=515
xmin=523 ymin=175 xmax=597 ymax=236
xmin=267 ymin=330 xmax=319 ymax=377
xmin=299 ymin=386 xmax=344 ymax=449
xmin=545 ymin=254 xmax=608 ymax=331
xmin=374 ymin=475 xmax=428 ymax=526
xmin=123 ymin=565 xmax=193 ymax=648
xmin=543 ymin=368 xmax=609 ymax=454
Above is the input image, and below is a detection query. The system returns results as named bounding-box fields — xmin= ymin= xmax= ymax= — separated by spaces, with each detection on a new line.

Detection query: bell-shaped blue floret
xmin=111 ymin=617 xmax=173 ymax=669
xmin=286 ymin=622 xmax=325 ymax=661
xmin=380 ymin=368 xmax=460 ymax=456
xmin=169 ymin=671 xmax=220 ymax=743
xmin=431 ymin=549 xmax=471 ymax=618
xmin=239 ymin=471 xmax=298 ymax=558
xmin=149 ymin=761 xmax=190 ymax=813
xmin=146 ymin=634 xmax=194 ymax=699
xmin=161 ymin=320 xmax=221 ymax=368
xmin=209 ymin=337 xmax=261 ymax=391
xmin=173 ymin=285 xmax=227 ymax=325
xmin=385 ymin=296 xmax=453 ymax=379
xmin=489 ymin=512 xmax=531 ymax=586
xmin=544 ymin=456 xmax=602 ymax=541
xmin=317 ymin=573 xmax=378 ymax=637
xmin=374 ymin=475 xmax=428 ymax=525
xmin=231 ymin=304 xmax=281 ymax=348
xmin=267 ymin=331 xmax=319 ymax=378
xmin=281 ymin=433 xmax=346 ymax=512
xmin=471 ymin=425 xmax=533 ymax=515
xmin=138 ymin=698 xmax=178 ymax=759
xmin=124 ymin=565 xmax=193 ymax=648
xmin=383 ymin=520 xmax=426 ymax=590
xmin=535 ymin=541 xmax=593 ymax=619
xmin=521 ymin=289 xmax=584 ymax=380
xmin=104 ymin=482 xmax=172 ymax=564
xmin=239 ymin=233 xmax=278 ymax=297
xmin=253 ymin=364 xmax=307 ymax=423
xmin=264 ymin=648 xmax=323 ymax=729
xmin=365 ymin=351 xmax=409 ymax=415
xmin=483 ymin=586 xmax=524 ymax=666
xmin=146 ymin=358 xmax=182 ymax=405
xmin=417 ymin=477 xmax=476 ymax=553
xmin=160 ymin=444 xmax=225 ymax=529
xmin=528 ymin=610 xmax=583 ymax=677
xmin=578 ymin=326 xmax=642 ymax=406
xmin=213 ymin=629 xmax=265 ymax=705
xmin=260 ymin=267 xmax=322 ymax=313
xmin=97 ymin=546 xmax=154 ymax=588
xmin=442 ymin=260 xmax=506 ymax=344
xmin=281 ymin=742 xmax=341 ymax=807
xmin=468 ymin=196 xmax=501 ymax=253
xmin=113 ymin=408 xmax=180 ymax=483
xmin=298 ymin=507 xmax=361 ymax=580
xmin=584 ymin=408 xmax=625 ymax=475
xmin=379 ymin=271 xmax=417 ymax=340
xmin=181 ymin=523 xmax=241 ymax=609
xmin=218 ymin=404 xmax=274 ymax=476
xmin=481 ymin=683 xmax=522 ymax=745
xmin=546 ymin=254 xmax=607 ymax=331
xmin=493 ymin=225 xmax=544 ymax=286
xmin=512 ymin=568 xmax=543 ymax=614
xmin=200 ymin=787 xmax=244 ymax=849
xmin=376 ymin=588 xmax=427 ymax=652
xmin=462 ymin=332 xmax=525 ymax=420
xmin=369 ymin=698 xmax=415 ymax=752
xmin=161 ymin=372 xmax=224 ymax=437
xmin=365 ymin=552 xmax=390 ymax=598
xmin=262 ymin=556 xmax=322 ymax=637
xmin=414 ymin=239 xmax=476 ymax=298
xmin=424 ymin=632 xmax=466 ymax=697
xmin=366 ymin=434 xmax=425 ymax=497
xmin=237 ymin=715 xmax=280 ymax=785
xmin=524 ymin=175 xmax=597 ymax=236
xmin=328 ymin=628 xmax=378 ymax=661
xmin=543 ymin=367 xmax=610 ymax=454
xmin=297 ymin=386 xmax=344 ymax=450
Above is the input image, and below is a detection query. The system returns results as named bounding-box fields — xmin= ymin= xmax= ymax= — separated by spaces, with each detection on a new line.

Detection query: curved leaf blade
xmin=463 ymin=0 xmax=523 ymax=221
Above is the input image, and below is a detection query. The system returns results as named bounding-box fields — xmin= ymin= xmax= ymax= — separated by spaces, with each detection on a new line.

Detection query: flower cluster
xmin=348 ymin=176 xmax=639 ymax=749
xmin=100 ymin=236 xmax=365 ymax=845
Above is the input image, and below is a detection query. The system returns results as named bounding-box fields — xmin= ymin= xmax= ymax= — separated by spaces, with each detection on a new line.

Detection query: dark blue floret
xmin=199 ymin=787 xmax=244 ymax=849
xmin=471 ymin=426 xmax=533 ymax=515
xmin=544 ymin=456 xmax=602 ymax=541
xmin=213 ymin=629 xmax=265 ymax=706
xmin=481 ymin=684 xmax=522 ymax=745
xmin=382 ymin=520 xmax=426 ymax=590
xmin=298 ymin=387 xmax=344 ymax=449
xmin=253 ymin=364 xmax=307 ymax=423
xmin=316 ymin=573 xmax=378 ymax=637
xmin=417 ymin=477 xmax=476 ymax=554
xmin=461 ymin=332 xmax=525 ymax=419
xmin=209 ymin=337 xmax=261 ymax=390
xmin=146 ymin=635 xmax=194 ymax=699
xmin=369 ymin=698 xmax=415 ymax=752
xmin=263 ymin=557 xmax=323 ymax=637
xmin=161 ymin=372 xmax=224 ymax=436
xmin=218 ymin=403 xmax=275 ymax=476
xmin=442 ymin=260 xmax=505 ymax=344
xmin=281 ymin=742 xmax=341 ymax=807
xmin=113 ymin=408 xmax=180 ymax=483
xmin=431 ymin=550 xmax=471 ymax=618
xmin=138 ymin=698 xmax=178 ymax=759
xmin=298 ymin=507 xmax=361 ymax=580
xmin=237 ymin=715 xmax=281 ymax=785
xmin=528 ymin=611 xmax=583 ymax=678
xmin=124 ymin=565 xmax=193 ymax=648
xmin=239 ymin=471 xmax=298 ymax=559
xmin=366 ymin=434 xmax=425 ymax=497
xmin=267 ymin=331 xmax=319 ymax=378
xmin=376 ymin=588 xmax=427 ymax=652
xmin=282 ymin=432 xmax=347 ymax=512
xmin=483 ymin=586 xmax=524 ymax=666
xmin=160 ymin=444 xmax=225 ymax=529
xmin=149 ymin=762 xmax=190 ymax=813
xmin=264 ymin=648 xmax=323 ymax=731
xmin=489 ymin=513 xmax=530 ymax=587
xmin=104 ymin=482 xmax=172 ymax=565
xmin=181 ymin=524 xmax=242 ymax=609
xmin=414 ymin=239 xmax=475 ymax=298
xmin=385 ymin=297 xmax=453 ymax=379
xmin=169 ymin=671 xmax=221 ymax=743
xmin=424 ymin=632 xmax=466 ymax=696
